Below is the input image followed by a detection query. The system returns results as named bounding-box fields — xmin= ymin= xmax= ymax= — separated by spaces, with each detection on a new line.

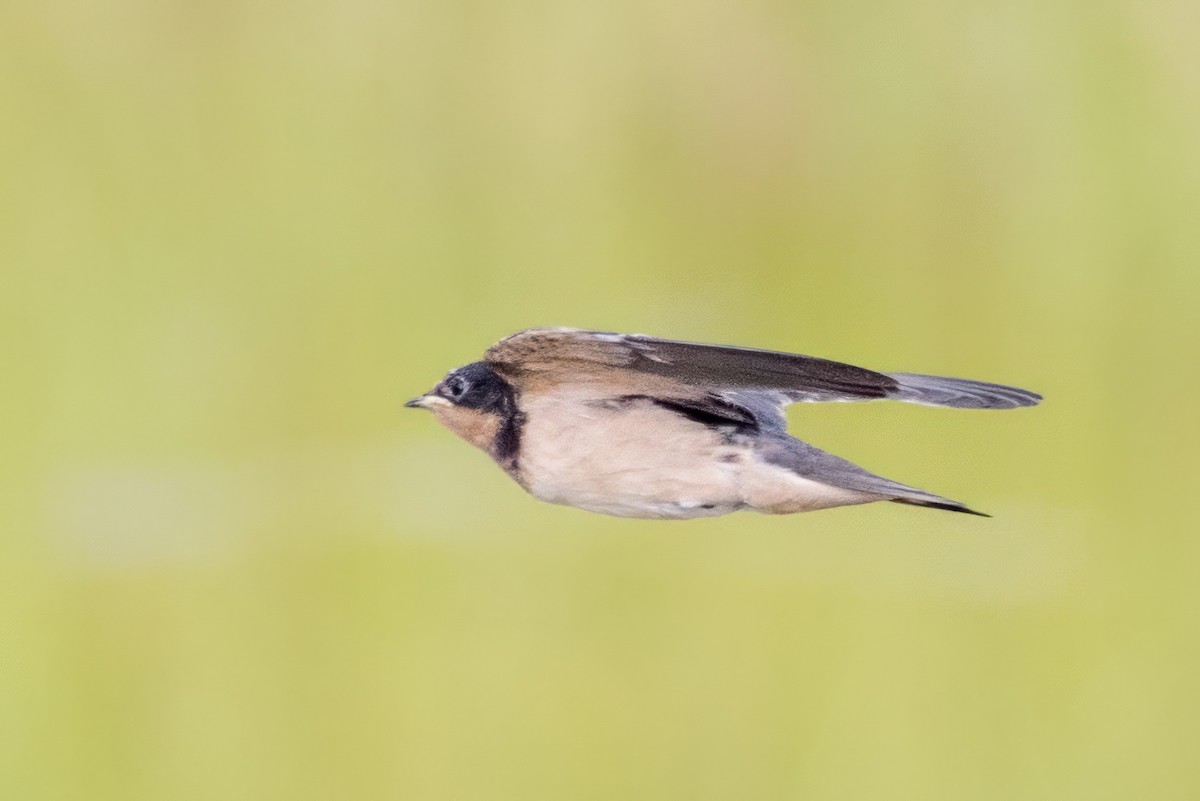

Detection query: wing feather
xmin=486 ymin=328 xmax=897 ymax=401
xmin=485 ymin=328 xmax=1041 ymax=411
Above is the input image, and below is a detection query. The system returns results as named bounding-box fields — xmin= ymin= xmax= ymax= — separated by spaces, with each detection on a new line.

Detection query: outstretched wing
xmin=485 ymin=327 xmax=898 ymax=402
xmin=484 ymin=328 xmax=1041 ymax=409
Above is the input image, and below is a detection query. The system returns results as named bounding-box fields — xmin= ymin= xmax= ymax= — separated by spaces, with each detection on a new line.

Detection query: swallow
xmin=405 ymin=328 xmax=1041 ymax=519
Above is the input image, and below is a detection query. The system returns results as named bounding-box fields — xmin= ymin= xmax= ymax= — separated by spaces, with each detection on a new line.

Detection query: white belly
xmin=514 ymin=394 xmax=875 ymax=519
xmin=516 ymin=395 xmax=743 ymax=519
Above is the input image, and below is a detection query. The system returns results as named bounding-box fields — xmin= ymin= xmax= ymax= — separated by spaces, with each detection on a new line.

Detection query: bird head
xmin=405 ymin=362 xmax=518 ymax=455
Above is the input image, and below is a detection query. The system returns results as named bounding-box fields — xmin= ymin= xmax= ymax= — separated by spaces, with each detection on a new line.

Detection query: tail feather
xmin=755 ymin=437 xmax=993 ymax=517
xmin=887 ymin=372 xmax=1042 ymax=410
xmin=890 ymin=497 xmax=991 ymax=517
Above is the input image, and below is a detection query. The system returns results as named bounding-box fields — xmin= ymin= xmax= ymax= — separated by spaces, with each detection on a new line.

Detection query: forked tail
xmin=890 ymin=496 xmax=991 ymax=517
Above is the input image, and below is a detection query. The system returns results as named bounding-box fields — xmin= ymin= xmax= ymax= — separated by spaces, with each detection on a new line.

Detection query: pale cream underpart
xmin=514 ymin=389 xmax=878 ymax=519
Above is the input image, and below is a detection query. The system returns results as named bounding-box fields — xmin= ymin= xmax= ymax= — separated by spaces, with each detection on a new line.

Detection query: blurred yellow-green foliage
xmin=3 ymin=0 xmax=1199 ymax=799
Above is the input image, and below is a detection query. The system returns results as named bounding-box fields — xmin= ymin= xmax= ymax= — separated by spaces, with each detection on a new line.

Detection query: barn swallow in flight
xmin=406 ymin=328 xmax=1041 ymax=519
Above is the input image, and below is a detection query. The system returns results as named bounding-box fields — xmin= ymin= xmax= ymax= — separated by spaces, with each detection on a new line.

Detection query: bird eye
xmin=445 ymin=377 xmax=467 ymax=399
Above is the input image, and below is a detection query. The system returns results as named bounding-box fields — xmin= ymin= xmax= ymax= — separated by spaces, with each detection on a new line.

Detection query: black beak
xmin=404 ymin=397 xmax=425 ymax=409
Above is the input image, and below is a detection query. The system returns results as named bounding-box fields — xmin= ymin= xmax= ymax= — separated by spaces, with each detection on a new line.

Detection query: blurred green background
xmin=3 ymin=0 xmax=1198 ymax=799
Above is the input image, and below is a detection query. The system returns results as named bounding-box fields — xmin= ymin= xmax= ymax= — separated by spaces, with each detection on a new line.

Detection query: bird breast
xmin=515 ymin=392 xmax=746 ymax=519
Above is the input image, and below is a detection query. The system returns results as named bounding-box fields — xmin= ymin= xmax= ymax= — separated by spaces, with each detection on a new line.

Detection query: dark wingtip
xmin=999 ymin=388 xmax=1043 ymax=409
xmin=886 ymin=373 xmax=1044 ymax=410
xmin=892 ymin=498 xmax=992 ymax=517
